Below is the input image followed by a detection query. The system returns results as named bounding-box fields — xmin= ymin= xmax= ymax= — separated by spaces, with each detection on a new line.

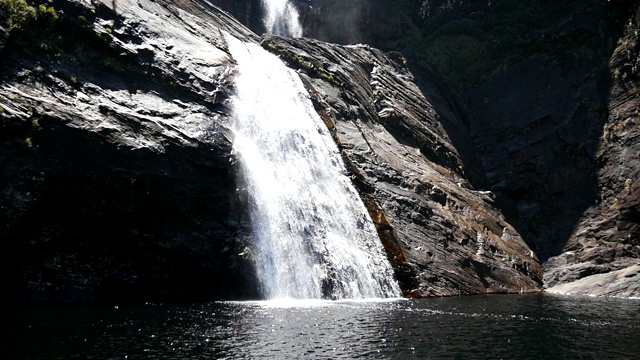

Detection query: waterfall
xmin=225 ymin=33 xmax=401 ymax=300
xmin=260 ymin=0 xmax=303 ymax=37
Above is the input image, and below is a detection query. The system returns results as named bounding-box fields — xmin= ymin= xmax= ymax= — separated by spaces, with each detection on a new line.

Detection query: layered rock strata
xmin=545 ymin=8 xmax=640 ymax=297
xmin=262 ymin=36 xmax=542 ymax=296
xmin=1 ymin=0 xmax=546 ymax=303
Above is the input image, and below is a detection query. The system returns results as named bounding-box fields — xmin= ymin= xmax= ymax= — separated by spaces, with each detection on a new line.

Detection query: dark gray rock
xmin=465 ymin=52 xmax=608 ymax=261
xmin=0 ymin=0 xmax=544 ymax=303
xmin=4 ymin=0 xmax=637 ymax=303
xmin=545 ymin=9 xmax=640 ymax=297
xmin=0 ymin=24 xmax=7 ymax=51
xmin=261 ymin=35 xmax=543 ymax=297
xmin=0 ymin=0 xmax=259 ymax=304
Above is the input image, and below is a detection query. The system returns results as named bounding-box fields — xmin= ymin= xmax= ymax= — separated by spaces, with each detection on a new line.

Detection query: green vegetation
xmin=266 ymin=41 xmax=345 ymax=87
xmin=0 ymin=0 xmax=58 ymax=30
xmin=0 ymin=0 xmax=60 ymax=58
xmin=0 ymin=0 xmax=36 ymax=30
xmin=38 ymin=3 xmax=56 ymax=20
xmin=0 ymin=0 xmax=174 ymax=95
xmin=615 ymin=16 xmax=640 ymax=80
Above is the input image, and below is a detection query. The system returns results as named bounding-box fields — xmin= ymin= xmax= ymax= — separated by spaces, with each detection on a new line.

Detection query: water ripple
xmin=1 ymin=294 xmax=639 ymax=359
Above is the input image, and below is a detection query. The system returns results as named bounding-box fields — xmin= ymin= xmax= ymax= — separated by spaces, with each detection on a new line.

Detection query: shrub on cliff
xmin=0 ymin=0 xmax=58 ymax=32
xmin=0 ymin=0 xmax=36 ymax=30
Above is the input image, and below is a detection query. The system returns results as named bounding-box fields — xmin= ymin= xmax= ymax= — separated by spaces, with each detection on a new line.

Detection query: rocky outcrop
xmin=465 ymin=51 xmax=609 ymax=261
xmin=262 ymin=36 xmax=542 ymax=296
xmin=0 ymin=0 xmax=259 ymax=304
xmin=5 ymin=0 xmax=637 ymax=302
xmin=0 ymin=0 xmax=546 ymax=303
xmin=545 ymin=8 xmax=640 ymax=297
xmin=300 ymin=0 xmax=639 ymax=298
xmin=283 ymin=0 xmax=640 ymax=298
xmin=459 ymin=3 xmax=640 ymax=298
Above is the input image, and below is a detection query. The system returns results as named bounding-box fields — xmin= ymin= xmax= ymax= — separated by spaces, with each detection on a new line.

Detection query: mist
xmin=298 ymin=0 xmax=371 ymax=44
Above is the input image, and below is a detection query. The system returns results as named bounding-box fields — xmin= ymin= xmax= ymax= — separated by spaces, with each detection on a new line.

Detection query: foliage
xmin=0 ymin=0 xmax=36 ymax=30
xmin=37 ymin=3 xmax=57 ymax=21
xmin=0 ymin=0 xmax=58 ymax=31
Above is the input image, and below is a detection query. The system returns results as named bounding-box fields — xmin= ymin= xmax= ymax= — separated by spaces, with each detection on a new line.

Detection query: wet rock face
xmin=0 ymin=0 xmax=260 ymax=304
xmin=3 ymin=0 xmax=637 ymax=302
xmin=262 ymin=35 xmax=543 ymax=297
xmin=220 ymin=0 xmax=640 ymax=298
xmin=0 ymin=0 xmax=543 ymax=303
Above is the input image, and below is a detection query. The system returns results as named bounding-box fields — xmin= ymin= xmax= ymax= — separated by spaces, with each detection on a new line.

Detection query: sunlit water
xmin=2 ymin=294 xmax=639 ymax=359
xmin=225 ymin=33 xmax=400 ymax=299
xmin=260 ymin=0 xmax=303 ymax=37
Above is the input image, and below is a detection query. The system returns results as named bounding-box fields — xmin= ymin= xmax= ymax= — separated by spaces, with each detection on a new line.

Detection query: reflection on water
xmin=1 ymin=294 xmax=639 ymax=359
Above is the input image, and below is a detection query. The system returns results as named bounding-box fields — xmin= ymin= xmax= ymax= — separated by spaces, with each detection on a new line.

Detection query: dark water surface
xmin=1 ymin=294 xmax=639 ymax=359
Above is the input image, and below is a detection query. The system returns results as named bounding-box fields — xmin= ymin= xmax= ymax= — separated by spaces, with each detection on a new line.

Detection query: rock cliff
xmin=0 ymin=0 xmax=541 ymax=303
xmin=353 ymin=0 xmax=640 ymax=298
xmin=544 ymin=7 xmax=640 ymax=297
xmin=1 ymin=0 xmax=638 ymax=303
xmin=0 ymin=0 xmax=259 ymax=303
xmin=261 ymin=36 xmax=541 ymax=296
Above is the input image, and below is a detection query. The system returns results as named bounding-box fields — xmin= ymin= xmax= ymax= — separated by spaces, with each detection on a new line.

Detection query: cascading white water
xmin=260 ymin=0 xmax=303 ymax=37
xmin=225 ymin=33 xmax=401 ymax=300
